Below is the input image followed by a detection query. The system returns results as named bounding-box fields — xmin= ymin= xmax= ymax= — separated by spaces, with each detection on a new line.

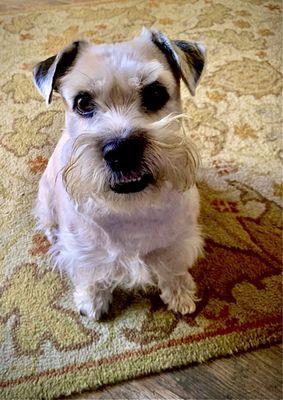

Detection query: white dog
xmin=33 ymin=28 xmax=205 ymax=320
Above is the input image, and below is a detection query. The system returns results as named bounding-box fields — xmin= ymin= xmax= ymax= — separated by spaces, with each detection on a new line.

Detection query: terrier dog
xmin=33 ymin=28 xmax=205 ymax=320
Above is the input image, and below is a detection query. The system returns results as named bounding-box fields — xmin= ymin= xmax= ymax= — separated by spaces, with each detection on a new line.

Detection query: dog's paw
xmin=160 ymin=273 xmax=198 ymax=315
xmin=74 ymin=288 xmax=112 ymax=320
xmin=44 ymin=226 xmax=58 ymax=244
xmin=163 ymin=289 xmax=198 ymax=315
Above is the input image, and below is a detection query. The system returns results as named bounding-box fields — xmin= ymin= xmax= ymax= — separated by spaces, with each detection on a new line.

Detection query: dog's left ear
xmin=33 ymin=40 xmax=87 ymax=104
xmin=151 ymin=30 xmax=206 ymax=96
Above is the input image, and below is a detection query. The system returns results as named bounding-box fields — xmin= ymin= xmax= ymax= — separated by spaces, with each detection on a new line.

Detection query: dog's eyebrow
xmin=138 ymin=61 xmax=163 ymax=86
xmin=71 ymin=68 xmax=97 ymax=88
xmin=70 ymin=68 xmax=109 ymax=95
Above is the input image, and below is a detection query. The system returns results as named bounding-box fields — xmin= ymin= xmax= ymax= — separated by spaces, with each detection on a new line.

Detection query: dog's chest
xmin=94 ymin=193 xmax=190 ymax=254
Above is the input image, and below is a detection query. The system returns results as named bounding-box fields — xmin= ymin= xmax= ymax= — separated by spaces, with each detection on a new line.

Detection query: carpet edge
xmin=1 ymin=323 xmax=281 ymax=400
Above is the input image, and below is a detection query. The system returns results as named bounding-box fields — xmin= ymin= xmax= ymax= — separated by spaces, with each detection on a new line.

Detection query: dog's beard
xmin=147 ymin=114 xmax=199 ymax=192
xmin=62 ymin=114 xmax=199 ymax=210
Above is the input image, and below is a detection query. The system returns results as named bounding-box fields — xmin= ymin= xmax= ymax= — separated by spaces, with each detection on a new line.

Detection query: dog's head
xmin=33 ymin=28 xmax=205 ymax=211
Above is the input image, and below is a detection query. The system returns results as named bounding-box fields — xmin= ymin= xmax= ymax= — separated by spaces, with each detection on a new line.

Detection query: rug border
xmin=1 ymin=323 xmax=281 ymax=400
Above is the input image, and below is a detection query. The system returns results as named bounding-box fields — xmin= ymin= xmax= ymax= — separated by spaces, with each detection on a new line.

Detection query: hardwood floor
xmin=2 ymin=1 xmax=282 ymax=398
xmin=67 ymin=345 xmax=282 ymax=400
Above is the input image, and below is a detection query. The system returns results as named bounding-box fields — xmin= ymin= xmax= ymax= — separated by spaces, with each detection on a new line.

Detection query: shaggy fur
xmin=33 ymin=28 xmax=206 ymax=319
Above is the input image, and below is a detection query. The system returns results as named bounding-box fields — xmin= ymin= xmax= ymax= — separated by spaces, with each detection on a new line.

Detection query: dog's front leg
xmin=34 ymin=173 xmax=58 ymax=244
xmin=146 ymin=234 xmax=203 ymax=315
xmin=71 ymin=268 xmax=113 ymax=320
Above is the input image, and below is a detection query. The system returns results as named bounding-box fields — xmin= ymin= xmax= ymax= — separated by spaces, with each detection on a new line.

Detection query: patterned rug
xmin=0 ymin=0 xmax=282 ymax=399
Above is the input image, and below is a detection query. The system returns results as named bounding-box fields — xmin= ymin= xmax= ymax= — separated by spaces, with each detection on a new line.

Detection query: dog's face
xmin=33 ymin=29 xmax=205 ymax=211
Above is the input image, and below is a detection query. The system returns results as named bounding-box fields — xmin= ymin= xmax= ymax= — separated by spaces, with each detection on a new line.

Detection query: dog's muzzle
xmin=102 ymin=137 xmax=153 ymax=194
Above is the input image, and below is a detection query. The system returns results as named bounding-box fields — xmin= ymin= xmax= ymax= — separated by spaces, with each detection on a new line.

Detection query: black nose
xmin=102 ymin=137 xmax=146 ymax=172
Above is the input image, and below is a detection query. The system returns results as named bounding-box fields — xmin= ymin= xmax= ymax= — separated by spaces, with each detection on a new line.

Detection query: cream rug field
xmin=0 ymin=0 xmax=282 ymax=399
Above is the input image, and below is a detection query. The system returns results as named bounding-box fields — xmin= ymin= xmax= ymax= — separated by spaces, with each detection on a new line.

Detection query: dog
xmin=32 ymin=28 xmax=205 ymax=320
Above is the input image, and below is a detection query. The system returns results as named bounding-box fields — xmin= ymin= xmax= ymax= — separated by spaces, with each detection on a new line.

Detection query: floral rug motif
xmin=0 ymin=1 xmax=282 ymax=399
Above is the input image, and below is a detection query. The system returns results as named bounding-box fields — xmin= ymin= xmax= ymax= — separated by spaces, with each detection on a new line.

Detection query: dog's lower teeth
xmin=113 ymin=173 xmax=151 ymax=188
xmin=118 ymin=177 xmax=142 ymax=184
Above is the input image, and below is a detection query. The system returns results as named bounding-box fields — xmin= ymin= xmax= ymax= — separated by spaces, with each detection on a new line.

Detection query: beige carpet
xmin=0 ymin=0 xmax=282 ymax=399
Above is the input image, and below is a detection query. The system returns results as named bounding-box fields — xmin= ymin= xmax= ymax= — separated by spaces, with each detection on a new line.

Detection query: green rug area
xmin=0 ymin=1 xmax=282 ymax=399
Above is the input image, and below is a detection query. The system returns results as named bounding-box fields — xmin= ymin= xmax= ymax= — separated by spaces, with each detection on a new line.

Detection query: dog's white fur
xmin=33 ymin=29 xmax=205 ymax=319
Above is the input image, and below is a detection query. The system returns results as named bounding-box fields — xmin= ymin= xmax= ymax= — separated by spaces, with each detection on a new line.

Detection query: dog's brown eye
xmin=74 ymin=92 xmax=96 ymax=117
xmin=141 ymin=81 xmax=169 ymax=112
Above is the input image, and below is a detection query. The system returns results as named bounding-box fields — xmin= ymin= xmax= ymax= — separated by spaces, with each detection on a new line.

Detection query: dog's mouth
xmin=110 ymin=172 xmax=154 ymax=194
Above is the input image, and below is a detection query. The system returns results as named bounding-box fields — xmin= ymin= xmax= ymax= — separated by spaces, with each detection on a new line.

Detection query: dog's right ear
xmin=33 ymin=40 xmax=87 ymax=105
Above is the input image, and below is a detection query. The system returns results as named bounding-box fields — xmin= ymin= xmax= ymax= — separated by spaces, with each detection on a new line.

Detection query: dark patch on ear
xmin=33 ymin=40 xmax=87 ymax=103
xmin=150 ymin=30 xmax=205 ymax=95
xmin=151 ymin=30 xmax=181 ymax=85
xmin=174 ymin=40 xmax=205 ymax=87
xmin=52 ymin=41 xmax=82 ymax=91
xmin=33 ymin=55 xmax=56 ymax=90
